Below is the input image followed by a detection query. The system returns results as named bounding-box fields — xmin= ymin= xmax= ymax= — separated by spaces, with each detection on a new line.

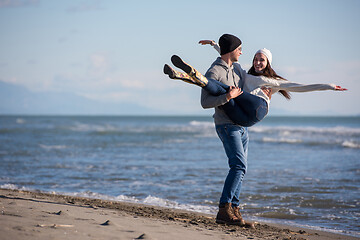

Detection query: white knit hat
xmin=255 ymin=48 xmax=272 ymax=66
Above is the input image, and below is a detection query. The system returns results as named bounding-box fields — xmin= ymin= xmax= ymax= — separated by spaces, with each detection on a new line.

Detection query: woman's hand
xmin=226 ymin=86 xmax=243 ymax=101
xmin=334 ymin=85 xmax=347 ymax=91
xmin=199 ymin=40 xmax=215 ymax=46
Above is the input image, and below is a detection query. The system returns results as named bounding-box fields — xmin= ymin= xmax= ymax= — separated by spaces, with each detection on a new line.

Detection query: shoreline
xmin=1 ymin=188 xmax=358 ymax=240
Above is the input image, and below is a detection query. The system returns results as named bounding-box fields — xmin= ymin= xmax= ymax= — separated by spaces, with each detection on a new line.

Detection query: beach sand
xmin=0 ymin=188 xmax=358 ymax=240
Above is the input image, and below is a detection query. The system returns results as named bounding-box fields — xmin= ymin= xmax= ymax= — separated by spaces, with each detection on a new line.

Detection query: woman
xmin=164 ymin=43 xmax=346 ymax=127
xmin=200 ymin=40 xmax=291 ymax=100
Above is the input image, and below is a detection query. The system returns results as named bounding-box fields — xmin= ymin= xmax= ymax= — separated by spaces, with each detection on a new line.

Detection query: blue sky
xmin=0 ymin=0 xmax=359 ymax=116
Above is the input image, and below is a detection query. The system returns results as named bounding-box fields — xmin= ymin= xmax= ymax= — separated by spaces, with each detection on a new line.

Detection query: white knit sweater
xmin=212 ymin=43 xmax=336 ymax=106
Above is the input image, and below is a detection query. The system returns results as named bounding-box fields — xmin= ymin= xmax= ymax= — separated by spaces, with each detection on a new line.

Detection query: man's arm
xmin=200 ymin=70 xmax=229 ymax=109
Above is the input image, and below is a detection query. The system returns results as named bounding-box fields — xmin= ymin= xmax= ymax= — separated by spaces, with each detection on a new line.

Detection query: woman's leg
xmin=167 ymin=55 xmax=268 ymax=125
xmin=163 ymin=64 xmax=198 ymax=85
xmin=164 ymin=63 xmax=230 ymax=94
xmin=203 ymin=78 xmax=230 ymax=95
xmin=222 ymin=93 xmax=268 ymax=127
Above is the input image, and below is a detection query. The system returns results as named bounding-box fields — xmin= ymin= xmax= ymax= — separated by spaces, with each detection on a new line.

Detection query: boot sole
xmin=171 ymin=55 xmax=192 ymax=74
xmin=163 ymin=64 xmax=175 ymax=79
xmin=216 ymin=219 xmax=245 ymax=226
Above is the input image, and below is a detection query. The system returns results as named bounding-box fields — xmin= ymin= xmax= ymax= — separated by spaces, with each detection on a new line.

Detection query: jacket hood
xmin=212 ymin=57 xmax=233 ymax=71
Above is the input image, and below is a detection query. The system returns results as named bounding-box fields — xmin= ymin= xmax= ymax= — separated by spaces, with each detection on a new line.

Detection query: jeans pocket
xmin=216 ymin=126 xmax=225 ymax=142
xmin=216 ymin=125 xmax=238 ymax=142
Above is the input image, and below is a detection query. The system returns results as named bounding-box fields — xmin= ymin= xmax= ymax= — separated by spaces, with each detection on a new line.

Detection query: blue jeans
xmin=203 ymin=78 xmax=268 ymax=127
xmin=216 ymin=124 xmax=249 ymax=207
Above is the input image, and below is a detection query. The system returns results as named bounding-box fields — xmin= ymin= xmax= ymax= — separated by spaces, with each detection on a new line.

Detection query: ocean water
xmin=0 ymin=115 xmax=359 ymax=236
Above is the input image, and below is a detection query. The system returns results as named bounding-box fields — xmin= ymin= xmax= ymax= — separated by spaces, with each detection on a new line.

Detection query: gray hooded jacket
xmin=201 ymin=57 xmax=246 ymax=125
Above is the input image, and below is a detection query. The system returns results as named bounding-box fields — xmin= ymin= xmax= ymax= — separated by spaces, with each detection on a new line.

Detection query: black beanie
xmin=219 ymin=34 xmax=242 ymax=55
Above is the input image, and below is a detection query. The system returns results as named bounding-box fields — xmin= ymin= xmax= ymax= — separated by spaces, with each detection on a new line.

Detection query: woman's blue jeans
xmin=203 ymin=78 xmax=268 ymax=127
xmin=215 ymin=124 xmax=249 ymax=207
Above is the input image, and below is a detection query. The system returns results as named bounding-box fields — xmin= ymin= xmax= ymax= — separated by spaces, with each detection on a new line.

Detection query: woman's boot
xmin=163 ymin=64 xmax=198 ymax=85
xmin=171 ymin=55 xmax=208 ymax=87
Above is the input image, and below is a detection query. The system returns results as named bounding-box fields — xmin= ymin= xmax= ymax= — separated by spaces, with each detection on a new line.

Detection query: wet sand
xmin=0 ymin=188 xmax=358 ymax=240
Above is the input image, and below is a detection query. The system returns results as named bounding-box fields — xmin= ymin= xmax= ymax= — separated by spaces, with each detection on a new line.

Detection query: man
xmin=201 ymin=33 xmax=250 ymax=226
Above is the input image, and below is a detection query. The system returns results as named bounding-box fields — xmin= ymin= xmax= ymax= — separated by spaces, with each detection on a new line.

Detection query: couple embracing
xmin=164 ymin=33 xmax=346 ymax=226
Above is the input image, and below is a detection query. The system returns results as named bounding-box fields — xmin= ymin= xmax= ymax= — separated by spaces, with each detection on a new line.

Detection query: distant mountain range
xmin=1 ymin=80 xmax=346 ymax=116
xmin=0 ymin=80 xmax=155 ymax=115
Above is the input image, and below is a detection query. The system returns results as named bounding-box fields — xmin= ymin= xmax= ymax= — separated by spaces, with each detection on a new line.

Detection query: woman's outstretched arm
xmin=267 ymin=80 xmax=347 ymax=92
xmin=245 ymin=74 xmax=347 ymax=93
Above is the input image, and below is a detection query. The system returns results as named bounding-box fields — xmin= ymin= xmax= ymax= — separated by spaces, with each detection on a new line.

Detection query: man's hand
xmin=226 ymin=86 xmax=243 ymax=101
xmin=261 ymin=87 xmax=273 ymax=99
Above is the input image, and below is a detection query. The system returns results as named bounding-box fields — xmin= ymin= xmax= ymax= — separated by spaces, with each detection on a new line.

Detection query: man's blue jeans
xmin=216 ymin=124 xmax=249 ymax=207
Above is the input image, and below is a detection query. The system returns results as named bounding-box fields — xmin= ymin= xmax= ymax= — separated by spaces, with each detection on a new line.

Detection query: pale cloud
xmin=71 ymin=66 xmax=205 ymax=114
xmin=66 ymin=0 xmax=103 ymax=12
xmin=277 ymin=66 xmax=312 ymax=77
xmin=89 ymin=53 xmax=109 ymax=74
xmin=0 ymin=62 xmax=8 ymax=68
xmin=58 ymin=29 xmax=79 ymax=44
xmin=27 ymin=59 xmax=37 ymax=65
xmin=48 ymin=52 xmax=116 ymax=93
xmin=47 ymin=52 xmax=149 ymax=95
xmin=0 ymin=0 xmax=39 ymax=8
xmin=118 ymin=70 xmax=170 ymax=90
xmin=269 ymin=60 xmax=360 ymax=115
xmin=280 ymin=61 xmax=360 ymax=87
xmin=4 ymin=76 xmax=18 ymax=84
xmin=120 ymin=78 xmax=145 ymax=88
xmin=79 ymin=91 xmax=132 ymax=103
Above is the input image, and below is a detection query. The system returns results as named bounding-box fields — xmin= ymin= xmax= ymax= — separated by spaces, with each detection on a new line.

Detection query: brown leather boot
xmin=232 ymin=206 xmax=246 ymax=226
xmin=216 ymin=203 xmax=243 ymax=225
xmin=233 ymin=206 xmax=255 ymax=228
